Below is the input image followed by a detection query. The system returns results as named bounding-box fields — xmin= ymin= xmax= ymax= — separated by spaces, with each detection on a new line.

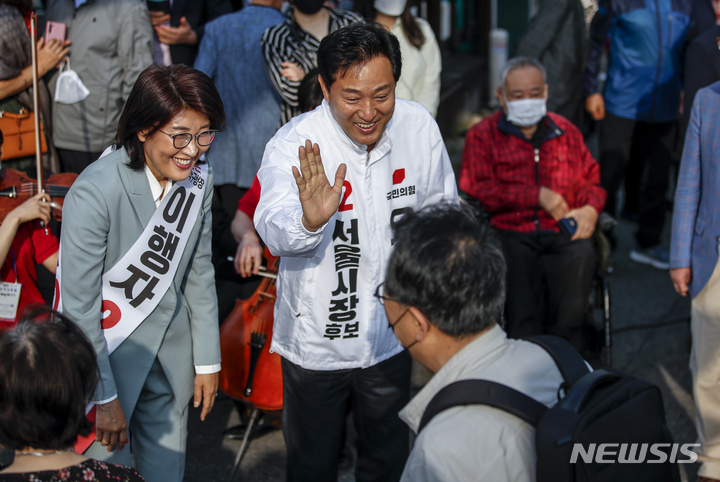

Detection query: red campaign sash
xmin=54 ymin=163 xmax=208 ymax=453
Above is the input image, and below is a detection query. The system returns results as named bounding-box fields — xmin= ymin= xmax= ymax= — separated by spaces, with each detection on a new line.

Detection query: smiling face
xmin=138 ymin=108 xmax=210 ymax=186
xmin=319 ymin=55 xmax=396 ymax=152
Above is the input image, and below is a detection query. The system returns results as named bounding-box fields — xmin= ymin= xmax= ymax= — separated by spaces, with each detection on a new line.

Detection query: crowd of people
xmin=0 ymin=0 xmax=719 ymax=480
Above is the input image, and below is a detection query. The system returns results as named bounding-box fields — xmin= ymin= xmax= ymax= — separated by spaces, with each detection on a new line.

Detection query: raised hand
xmin=292 ymin=140 xmax=347 ymax=232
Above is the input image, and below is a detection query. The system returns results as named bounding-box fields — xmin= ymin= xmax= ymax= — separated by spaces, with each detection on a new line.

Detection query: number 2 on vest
xmin=338 ymin=180 xmax=353 ymax=212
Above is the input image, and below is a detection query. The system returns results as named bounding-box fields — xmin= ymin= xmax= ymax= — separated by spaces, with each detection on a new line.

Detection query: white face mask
xmin=54 ymin=59 xmax=90 ymax=105
xmin=504 ymin=95 xmax=547 ymax=128
xmin=374 ymin=0 xmax=407 ymax=16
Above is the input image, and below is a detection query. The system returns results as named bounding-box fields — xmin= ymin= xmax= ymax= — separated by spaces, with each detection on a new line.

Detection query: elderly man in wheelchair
xmin=459 ymin=56 xmax=607 ymax=359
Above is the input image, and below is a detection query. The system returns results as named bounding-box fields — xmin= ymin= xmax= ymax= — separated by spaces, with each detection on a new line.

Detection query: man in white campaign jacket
xmin=254 ymin=23 xmax=458 ymax=482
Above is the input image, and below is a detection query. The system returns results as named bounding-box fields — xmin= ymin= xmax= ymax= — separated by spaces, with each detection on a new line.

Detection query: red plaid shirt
xmin=459 ymin=111 xmax=606 ymax=233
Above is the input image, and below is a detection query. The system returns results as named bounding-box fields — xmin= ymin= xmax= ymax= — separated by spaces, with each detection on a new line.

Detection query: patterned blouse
xmin=0 ymin=459 xmax=144 ymax=482
xmin=261 ymin=6 xmax=363 ymax=125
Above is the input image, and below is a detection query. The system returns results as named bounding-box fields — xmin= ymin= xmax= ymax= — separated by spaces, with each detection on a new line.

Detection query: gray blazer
xmin=59 ymin=148 xmax=220 ymax=418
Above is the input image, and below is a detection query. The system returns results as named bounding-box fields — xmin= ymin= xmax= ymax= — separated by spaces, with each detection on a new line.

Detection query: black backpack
xmin=418 ymin=336 xmax=681 ymax=482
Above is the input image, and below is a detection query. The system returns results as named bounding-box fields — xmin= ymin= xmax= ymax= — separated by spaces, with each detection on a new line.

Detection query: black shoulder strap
xmin=525 ymin=335 xmax=590 ymax=388
xmin=418 ymin=379 xmax=547 ymax=433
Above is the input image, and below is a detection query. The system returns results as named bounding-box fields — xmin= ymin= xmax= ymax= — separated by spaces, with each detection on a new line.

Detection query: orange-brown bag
xmin=0 ymin=108 xmax=47 ymax=160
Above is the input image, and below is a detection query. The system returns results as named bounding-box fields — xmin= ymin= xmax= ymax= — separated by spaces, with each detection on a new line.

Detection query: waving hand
xmin=292 ymin=140 xmax=347 ymax=232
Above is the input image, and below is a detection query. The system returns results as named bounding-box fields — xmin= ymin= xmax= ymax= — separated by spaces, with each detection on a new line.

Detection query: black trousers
xmin=599 ymin=113 xmax=675 ymax=248
xmin=211 ymin=183 xmax=247 ymax=273
xmin=500 ymin=230 xmax=595 ymax=355
xmin=281 ymin=351 xmax=411 ymax=482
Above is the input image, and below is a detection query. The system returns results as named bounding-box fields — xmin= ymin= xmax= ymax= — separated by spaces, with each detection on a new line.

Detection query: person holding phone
xmin=459 ymin=57 xmax=606 ymax=358
xmin=0 ymin=0 xmax=69 ymax=173
xmin=45 ymin=0 xmax=154 ymax=174
xmin=147 ymin=0 xmax=231 ymax=67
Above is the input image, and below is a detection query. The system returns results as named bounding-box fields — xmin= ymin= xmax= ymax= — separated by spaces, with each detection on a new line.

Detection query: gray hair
xmin=499 ymin=57 xmax=547 ymax=90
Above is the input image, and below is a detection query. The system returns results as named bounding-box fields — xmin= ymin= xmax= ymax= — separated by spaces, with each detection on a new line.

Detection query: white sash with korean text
xmin=55 ymin=162 xmax=207 ymax=355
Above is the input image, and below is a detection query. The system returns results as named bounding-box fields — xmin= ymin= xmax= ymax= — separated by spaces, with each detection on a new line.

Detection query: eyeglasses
xmin=157 ymin=128 xmax=218 ymax=149
xmin=374 ymin=282 xmax=391 ymax=305
xmin=375 ymin=283 xmax=407 ymax=329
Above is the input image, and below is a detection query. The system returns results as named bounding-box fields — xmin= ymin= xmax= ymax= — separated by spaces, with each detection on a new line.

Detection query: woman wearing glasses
xmin=56 ymin=64 xmax=225 ymax=482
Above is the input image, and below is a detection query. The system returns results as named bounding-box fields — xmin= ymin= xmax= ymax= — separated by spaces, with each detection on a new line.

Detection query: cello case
xmin=218 ymin=248 xmax=283 ymax=412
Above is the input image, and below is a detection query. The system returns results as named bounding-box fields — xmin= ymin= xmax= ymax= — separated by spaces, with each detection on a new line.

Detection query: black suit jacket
xmin=689 ymin=0 xmax=715 ymax=41
xmin=170 ymin=0 xmax=232 ymax=66
xmin=682 ymin=25 xmax=720 ymax=135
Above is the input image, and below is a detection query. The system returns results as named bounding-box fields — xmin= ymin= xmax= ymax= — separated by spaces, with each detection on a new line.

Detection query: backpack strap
xmin=418 ymin=379 xmax=547 ymax=433
xmin=525 ymin=335 xmax=591 ymax=388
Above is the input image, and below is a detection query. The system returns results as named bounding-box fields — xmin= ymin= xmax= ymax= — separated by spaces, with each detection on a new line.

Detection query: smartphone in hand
xmin=45 ymin=21 xmax=66 ymax=43
xmin=558 ymin=217 xmax=577 ymax=239
xmin=147 ymin=0 xmax=171 ymax=14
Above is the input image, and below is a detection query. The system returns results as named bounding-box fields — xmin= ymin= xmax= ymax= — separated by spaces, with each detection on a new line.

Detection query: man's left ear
xmin=544 ymin=84 xmax=549 ymax=100
xmin=408 ymin=306 xmax=431 ymax=341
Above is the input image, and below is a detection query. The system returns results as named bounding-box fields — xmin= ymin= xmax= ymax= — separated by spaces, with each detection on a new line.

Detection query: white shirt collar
xmin=320 ymin=99 xmax=394 ymax=162
xmin=144 ymin=165 xmax=173 ymax=208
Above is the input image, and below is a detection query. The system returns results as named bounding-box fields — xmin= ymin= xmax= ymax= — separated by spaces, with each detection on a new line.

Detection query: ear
xmin=544 ymin=83 xmax=549 ymax=100
xmin=137 ymin=130 xmax=149 ymax=143
xmin=408 ymin=306 xmax=432 ymax=342
xmin=318 ymin=74 xmax=331 ymax=103
xmin=496 ymin=86 xmax=506 ymax=110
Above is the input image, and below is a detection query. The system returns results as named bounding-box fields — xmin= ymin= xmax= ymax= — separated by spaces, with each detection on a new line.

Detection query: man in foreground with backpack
xmin=380 ymin=203 xmax=564 ymax=481
xmin=386 ymin=204 xmax=682 ymax=482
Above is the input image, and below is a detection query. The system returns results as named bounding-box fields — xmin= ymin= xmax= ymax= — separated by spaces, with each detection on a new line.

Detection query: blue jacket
xmin=194 ymin=6 xmax=286 ymax=189
xmin=670 ymin=82 xmax=720 ymax=297
xmin=584 ymin=0 xmax=693 ymax=123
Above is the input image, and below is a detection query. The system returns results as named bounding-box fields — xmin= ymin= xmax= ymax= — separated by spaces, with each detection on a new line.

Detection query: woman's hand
xmin=6 ymin=192 xmax=52 ymax=227
xmin=194 ymin=372 xmax=219 ymax=421
xmin=281 ymin=62 xmax=306 ymax=82
xmin=95 ymin=398 xmax=128 ymax=452
xmin=37 ymin=37 xmax=70 ymax=78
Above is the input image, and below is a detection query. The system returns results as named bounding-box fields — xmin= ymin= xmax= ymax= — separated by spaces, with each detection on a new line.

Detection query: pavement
xmin=183 ymin=141 xmax=700 ymax=481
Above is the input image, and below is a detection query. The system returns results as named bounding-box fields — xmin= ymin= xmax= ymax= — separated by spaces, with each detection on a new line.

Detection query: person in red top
xmin=0 ymin=130 xmax=59 ymax=330
xmin=459 ymin=57 xmax=605 ymax=357
xmin=0 ymin=195 xmax=58 ymax=329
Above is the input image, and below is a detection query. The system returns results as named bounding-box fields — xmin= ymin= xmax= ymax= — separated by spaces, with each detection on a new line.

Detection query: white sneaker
xmin=629 ymin=245 xmax=670 ymax=270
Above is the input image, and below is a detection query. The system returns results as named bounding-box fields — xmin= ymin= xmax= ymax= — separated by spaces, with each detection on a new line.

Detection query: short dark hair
xmin=317 ymin=22 xmax=402 ymax=89
xmin=298 ymin=68 xmax=325 ymax=113
xmin=384 ymin=204 xmax=507 ymax=337
xmin=0 ymin=308 xmax=99 ymax=450
xmin=115 ymin=64 xmax=226 ymax=170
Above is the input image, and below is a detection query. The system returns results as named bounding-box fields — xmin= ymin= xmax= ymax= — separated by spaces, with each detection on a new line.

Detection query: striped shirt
xmin=261 ymin=7 xmax=363 ymax=124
